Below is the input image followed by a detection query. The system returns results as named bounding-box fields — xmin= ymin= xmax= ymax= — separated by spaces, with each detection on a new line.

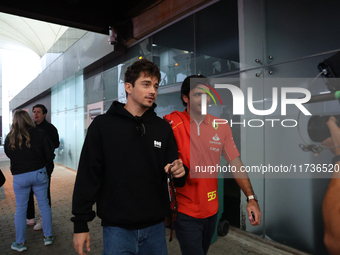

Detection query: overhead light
xmin=152 ymin=44 xmax=157 ymax=47
xmin=139 ymin=56 xmax=143 ymax=59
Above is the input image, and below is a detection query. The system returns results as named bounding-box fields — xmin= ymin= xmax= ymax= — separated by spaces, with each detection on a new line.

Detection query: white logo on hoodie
xmin=154 ymin=140 xmax=161 ymax=148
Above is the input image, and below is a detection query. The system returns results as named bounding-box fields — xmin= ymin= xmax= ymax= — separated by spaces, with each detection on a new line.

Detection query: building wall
xmin=51 ymin=71 xmax=85 ymax=171
xmin=238 ymin=1 xmax=340 ymax=254
xmin=9 ymin=31 xmax=113 ymax=111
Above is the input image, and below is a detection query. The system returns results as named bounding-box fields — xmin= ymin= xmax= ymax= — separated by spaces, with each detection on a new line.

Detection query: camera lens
xmin=307 ymin=115 xmax=340 ymax=142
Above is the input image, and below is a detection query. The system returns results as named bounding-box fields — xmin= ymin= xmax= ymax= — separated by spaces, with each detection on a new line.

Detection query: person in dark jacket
xmin=72 ymin=59 xmax=188 ymax=255
xmin=26 ymin=104 xmax=59 ymax=231
xmin=5 ymin=110 xmax=55 ymax=252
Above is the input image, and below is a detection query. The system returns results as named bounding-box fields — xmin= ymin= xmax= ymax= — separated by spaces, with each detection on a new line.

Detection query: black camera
xmin=307 ymin=115 xmax=340 ymax=142
xmin=318 ymin=51 xmax=340 ymax=92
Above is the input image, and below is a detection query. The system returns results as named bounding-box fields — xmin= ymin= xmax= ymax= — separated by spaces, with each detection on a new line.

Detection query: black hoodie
xmin=5 ymin=128 xmax=55 ymax=175
xmin=71 ymin=101 xmax=187 ymax=232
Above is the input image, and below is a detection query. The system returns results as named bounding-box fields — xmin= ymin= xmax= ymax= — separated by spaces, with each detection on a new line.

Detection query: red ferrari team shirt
xmin=164 ymin=110 xmax=239 ymax=219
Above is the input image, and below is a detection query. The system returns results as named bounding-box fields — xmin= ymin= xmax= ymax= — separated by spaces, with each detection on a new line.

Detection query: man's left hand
xmin=165 ymin=159 xmax=185 ymax=178
xmin=247 ymin=200 xmax=261 ymax=226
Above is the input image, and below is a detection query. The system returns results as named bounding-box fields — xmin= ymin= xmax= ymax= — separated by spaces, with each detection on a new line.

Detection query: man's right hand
xmin=73 ymin=232 xmax=90 ymax=255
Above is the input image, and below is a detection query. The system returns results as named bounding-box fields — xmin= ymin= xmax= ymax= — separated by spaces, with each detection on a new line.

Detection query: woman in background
xmin=5 ymin=109 xmax=54 ymax=252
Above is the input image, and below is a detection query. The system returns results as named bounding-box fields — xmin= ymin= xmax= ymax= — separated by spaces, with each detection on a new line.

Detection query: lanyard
xmin=167 ymin=166 xmax=178 ymax=242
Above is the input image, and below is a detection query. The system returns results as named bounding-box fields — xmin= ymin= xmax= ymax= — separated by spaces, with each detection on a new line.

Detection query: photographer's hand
xmin=323 ymin=116 xmax=340 ymax=156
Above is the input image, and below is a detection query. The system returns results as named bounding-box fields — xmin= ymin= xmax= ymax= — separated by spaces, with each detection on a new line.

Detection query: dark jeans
xmin=27 ymin=162 xmax=54 ymax=219
xmin=102 ymin=222 xmax=167 ymax=255
xmin=174 ymin=212 xmax=217 ymax=255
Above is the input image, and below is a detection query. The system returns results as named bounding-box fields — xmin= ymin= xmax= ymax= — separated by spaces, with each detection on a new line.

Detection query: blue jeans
xmin=13 ymin=168 xmax=52 ymax=243
xmin=102 ymin=222 xmax=168 ymax=255
xmin=27 ymin=162 xmax=53 ymax=219
xmin=174 ymin=212 xmax=217 ymax=255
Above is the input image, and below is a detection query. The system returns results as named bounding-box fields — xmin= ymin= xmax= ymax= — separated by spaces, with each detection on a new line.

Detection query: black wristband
xmin=332 ymin=155 xmax=340 ymax=166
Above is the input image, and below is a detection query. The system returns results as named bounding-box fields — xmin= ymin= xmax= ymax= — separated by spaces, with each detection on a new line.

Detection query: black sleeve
xmin=0 ymin=168 xmax=5 ymax=187
xmin=165 ymin=127 xmax=188 ymax=187
xmin=49 ymin=124 xmax=60 ymax=149
xmin=42 ymin=132 xmax=55 ymax=163
xmin=71 ymin=118 xmax=104 ymax=233
xmin=4 ymin=137 xmax=10 ymax=158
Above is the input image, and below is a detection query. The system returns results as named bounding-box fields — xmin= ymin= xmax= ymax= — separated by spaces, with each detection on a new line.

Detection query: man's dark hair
xmin=32 ymin=104 xmax=48 ymax=115
xmin=180 ymin=74 xmax=208 ymax=107
xmin=124 ymin=59 xmax=161 ymax=97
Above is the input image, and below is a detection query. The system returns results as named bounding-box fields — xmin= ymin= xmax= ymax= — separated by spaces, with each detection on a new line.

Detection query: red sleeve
xmin=222 ymin=124 xmax=240 ymax=162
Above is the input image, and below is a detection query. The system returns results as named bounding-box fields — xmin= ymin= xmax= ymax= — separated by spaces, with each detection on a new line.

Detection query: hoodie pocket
xmin=102 ymin=178 xmax=168 ymax=225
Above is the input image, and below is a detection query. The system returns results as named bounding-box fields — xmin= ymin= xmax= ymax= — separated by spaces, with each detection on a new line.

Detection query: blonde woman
xmin=5 ymin=110 xmax=55 ymax=252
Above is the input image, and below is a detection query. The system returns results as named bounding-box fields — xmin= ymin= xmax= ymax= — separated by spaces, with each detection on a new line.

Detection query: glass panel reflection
xmin=152 ymin=16 xmax=194 ymax=86
xmin=265 ymin=0 xmax=340 ymax=65
xmin=195 ymin=0 xmax=239 ymax=76
xmin=154 ymin=91 xmax=184 ymax=118
xmin=103 ymin=67 xmax=118 ymax=101
xmin=85 ymin=74 xmax=104 ymax=104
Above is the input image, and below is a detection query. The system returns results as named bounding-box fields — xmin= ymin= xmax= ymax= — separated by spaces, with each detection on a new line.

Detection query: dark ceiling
xmin=0 ymin=0 xmax=160 ymax=36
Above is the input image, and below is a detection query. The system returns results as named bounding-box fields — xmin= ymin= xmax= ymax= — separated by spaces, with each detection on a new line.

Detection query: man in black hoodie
xmin=72 ymin=59 xmax=187 ymax=255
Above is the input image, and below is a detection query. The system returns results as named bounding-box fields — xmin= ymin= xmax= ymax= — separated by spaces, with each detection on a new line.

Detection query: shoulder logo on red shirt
xmin=212 ymin=121 xmax=219 ymax=130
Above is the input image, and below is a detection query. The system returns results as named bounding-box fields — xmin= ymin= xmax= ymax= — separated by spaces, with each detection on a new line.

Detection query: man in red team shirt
xmin=164 ymin=75 xmax=261 ymax=255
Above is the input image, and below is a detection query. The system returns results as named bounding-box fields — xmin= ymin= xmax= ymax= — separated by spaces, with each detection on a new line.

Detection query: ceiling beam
xmin=0 ymin=0 xmax=160 ymax=35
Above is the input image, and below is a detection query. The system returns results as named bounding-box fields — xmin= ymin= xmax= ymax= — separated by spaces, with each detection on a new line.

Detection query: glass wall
xmin=51 ymin=71 xmax=85 ymax=171
xmin=195 ymin=0 xmax=239 ymax=76
xmin=238 ymin=0 xmax=340 ymax=253
xmin=40 ymin=28 xmax=87 ymax=71
xmin=154 ymin=91 xmax=184 ymax=117
xmin=152 ymin=16 xmax=194 ymax=85
xmin=151 ymin=0 xmax=239 ymax=86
